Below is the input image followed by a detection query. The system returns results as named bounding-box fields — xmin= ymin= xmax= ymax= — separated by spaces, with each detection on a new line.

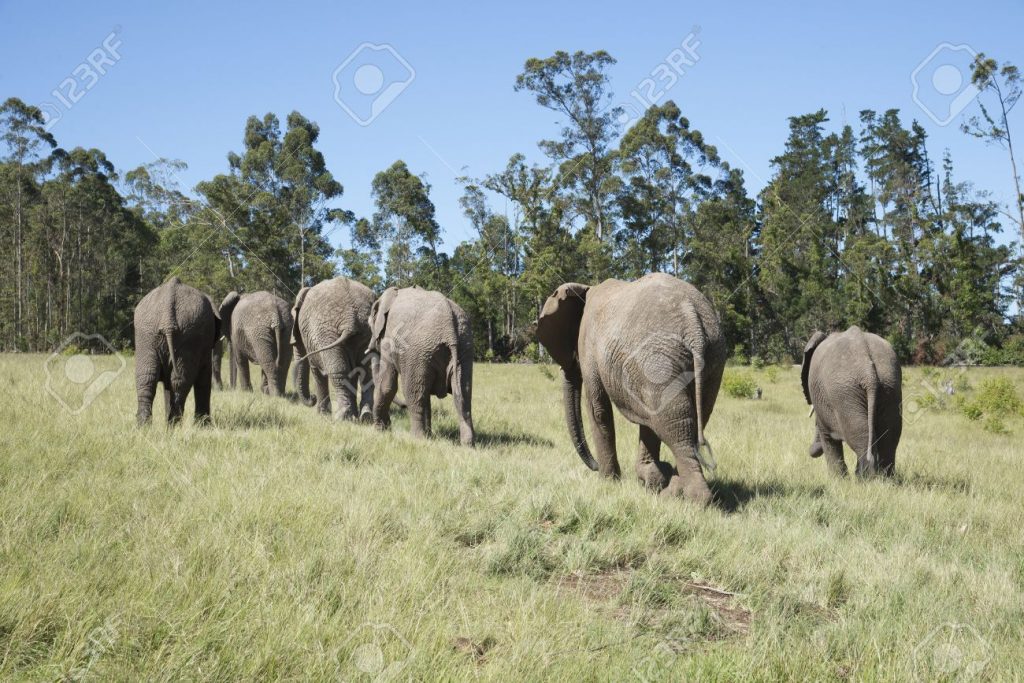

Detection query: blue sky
xmin=1 ymin=0 xmax=1021 ymax=251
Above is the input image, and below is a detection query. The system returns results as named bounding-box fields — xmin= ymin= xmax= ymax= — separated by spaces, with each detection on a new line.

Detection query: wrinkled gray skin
xmin=291 ymin=277 xmax=375 ymax=420
xmin=211 ymin=338 xmax=225 ymax=390
xmin=368 ymin=286 xmax=474 ymax=446
xmin=216 ymin=290 xmax=293 ymax=397
xmin=134 ymin=277 xmax=220 ymax=425
xmin=536 ymin=273 xmax=726 ymax=505
xmin=803 ymin=326 xmax=902 ymax=478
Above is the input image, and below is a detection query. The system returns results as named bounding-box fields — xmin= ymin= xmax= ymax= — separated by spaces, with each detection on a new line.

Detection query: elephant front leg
xmin=636 ymin=425 xmax=671 ymax=493
xmin=358 ymin=355 xmax=375 ymax=422
xmin=821 ymin=434 xmax=848 ymax=477
xmin=808 ymin=428 xmax=824 ymax=458
xmin=372 ymin=357 xmax=398 ymax=431
xmin=584 ymin=378 xmax=621 ymax=479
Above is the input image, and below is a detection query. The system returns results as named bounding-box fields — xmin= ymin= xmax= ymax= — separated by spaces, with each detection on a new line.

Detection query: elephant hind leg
xmin=821 ymin=434 xmax=848 ymax=477
xmin=656 ymin=414 xmax=711 ymax=505
xmin=583 ymin=376 xmax=620 ymax=479
xmin=313 ymin=366 xmax=331 ymax=415
xmin=636 ymin=425 xmax=670 ymax=493
xmin=451 ymin=362 xmax=474 ymax=447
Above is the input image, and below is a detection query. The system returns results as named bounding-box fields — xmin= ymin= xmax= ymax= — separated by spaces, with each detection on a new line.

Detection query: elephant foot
xmin=636 ymin=460 xmax=673 ymax=493
xmin=659 ymin=474 xmax=713 ymax=507
xmin=373 ymin=418 xmax=391 ymax=432
xmin=136 ymin=413 xmax=152 ymax=427
xmin=359 ymin=406 xmax=373 ymax=423
xmin=194 ymin=414 xmax=213 ymax=427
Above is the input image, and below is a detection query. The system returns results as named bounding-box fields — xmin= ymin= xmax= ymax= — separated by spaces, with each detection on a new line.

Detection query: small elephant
xmin=535 ymin=273 xmax=726 ymax=505
xmin=802 ymin=326 xmax=902 ymax=477
xmin=134 ymin=277 xmax=220 ymax=425
xmin=291 ymin=277 xmax=375 ymax=420
xmin=217 ymin=290 xmax=293 ymax=397
xmin=367 ymin=286 xmax=475 ymax=446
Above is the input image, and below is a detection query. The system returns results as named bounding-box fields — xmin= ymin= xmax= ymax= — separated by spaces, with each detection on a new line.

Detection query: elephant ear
xmin=368 ymin=287 xmax=399 ymax=353
xmin=218 ymin=291 xmax=241 ymax=340
xmin=290 ymin=287 xmax=311 ymax=355
xmin=535 ymin=283 xmax=590 ymax=371
xmin=801 ymin=331 xmax=828 ymax=405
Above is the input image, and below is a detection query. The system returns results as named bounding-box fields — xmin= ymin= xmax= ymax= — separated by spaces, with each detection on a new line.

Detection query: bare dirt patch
xmin=554 ymin=570 xmax=751 ymax=637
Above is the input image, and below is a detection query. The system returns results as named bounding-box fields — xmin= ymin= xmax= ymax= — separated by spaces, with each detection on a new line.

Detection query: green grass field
xmin=1 ymin=353 xmax=1022 ymax=681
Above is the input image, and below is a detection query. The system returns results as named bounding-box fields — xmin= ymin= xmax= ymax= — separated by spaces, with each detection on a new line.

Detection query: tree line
xmin=1 ymin=50 xmax=1021 ymax=364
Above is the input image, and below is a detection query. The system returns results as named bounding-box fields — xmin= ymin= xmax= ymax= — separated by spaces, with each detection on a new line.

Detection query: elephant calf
xmin=368 ymin=286 xmax=474 ymax=446
xmin=535 ymin=273 xmax=726 ymax=505
xmin=802 ymin=326 xmax=902 ymax=477
xmin=218 ymin=290 xmax=293 ymax=397
xmin=134 ymin=277 xmax=220 ymax=425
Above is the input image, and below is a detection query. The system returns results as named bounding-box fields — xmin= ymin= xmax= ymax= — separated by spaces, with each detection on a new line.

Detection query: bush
xmin=958 ymin=377 xmax=1022 ymax=430
xmin=722 ymin=371 xmax=757 ymax=399
xmin=972 ymin=377 xmax=1022 ymax=417
xmin=763 ymin=365 xmax=780 ymax=383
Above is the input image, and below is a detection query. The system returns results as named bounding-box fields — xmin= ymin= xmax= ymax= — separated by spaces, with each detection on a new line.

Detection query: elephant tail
xmin=295 ymin=333 xmax=348 ymax=363
xmin=684 ymin=302 xmax=714 ymax=470
xmin=865 ymin=375 xmax=878 ymax=474
xmin=160 ymin=279 xmax=181 ymax=380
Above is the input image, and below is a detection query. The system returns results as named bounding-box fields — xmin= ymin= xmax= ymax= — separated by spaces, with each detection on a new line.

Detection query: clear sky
xmin=1 ymin=0 xmax=1021 ymax=251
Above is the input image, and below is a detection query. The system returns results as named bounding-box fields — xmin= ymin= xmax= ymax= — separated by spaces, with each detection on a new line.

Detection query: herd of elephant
xmin=133 ymin=272 xmax=902 ymax=506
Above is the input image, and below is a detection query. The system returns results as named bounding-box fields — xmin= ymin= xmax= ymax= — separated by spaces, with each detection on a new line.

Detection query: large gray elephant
xmin=802 ymin=326 xmax=902 ymax=477
xmin=134 ymin=277 xmax=220 ymax=425
xmin=217 ymin=290 xmax=293 ymax=397
xmin=367 ymin=286 xmax=474 ymax=446
xmin=291 ymin=277 xmax=375 ymax=420
xmin=535 ymin=273 xmax=726 ymax=505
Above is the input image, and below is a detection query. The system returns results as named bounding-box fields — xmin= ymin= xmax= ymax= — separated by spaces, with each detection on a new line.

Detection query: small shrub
xmin=960 ymin=401 xmax=983 ymax=421
xmin=723 ymin=371 xmax=757 ymax=399
xmin=731 ymin=344 xmax=748 ymax=366
xmin=972 ymin=377 xmax=1022 ymax=417
xmin=957 ymin=377 xmax=1022 ymax=430
xmin=751 ymin=355 xmax=765 ymax=370
xmin=764 ymin=365 xmax=780 ymax=384
xmin=60 ymin=344 xmax=82 ymax=356
xmin=983 ymin=416 xmax=1009 ymax=434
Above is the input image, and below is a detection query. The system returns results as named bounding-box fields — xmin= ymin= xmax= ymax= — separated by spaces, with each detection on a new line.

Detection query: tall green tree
xmin=515 ymin=50 xmax=621 ymax=276
xmin=358 ymin=160 xmax=441 ymax=287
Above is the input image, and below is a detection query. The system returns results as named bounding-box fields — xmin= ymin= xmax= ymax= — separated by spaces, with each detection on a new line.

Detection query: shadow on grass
xmin=710 ymin=476 xmax=826 ymax=514
xmin=434 ymin=425 xmax=555 ymax=449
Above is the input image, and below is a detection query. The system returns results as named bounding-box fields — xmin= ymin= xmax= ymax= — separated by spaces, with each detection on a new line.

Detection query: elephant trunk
xmin=562 ymin=361 xmax=598 ymax=471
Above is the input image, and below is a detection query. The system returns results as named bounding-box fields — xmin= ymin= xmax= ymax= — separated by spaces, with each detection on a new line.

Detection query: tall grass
xmin=0 ymin=355 xmax=1022 ymax=680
